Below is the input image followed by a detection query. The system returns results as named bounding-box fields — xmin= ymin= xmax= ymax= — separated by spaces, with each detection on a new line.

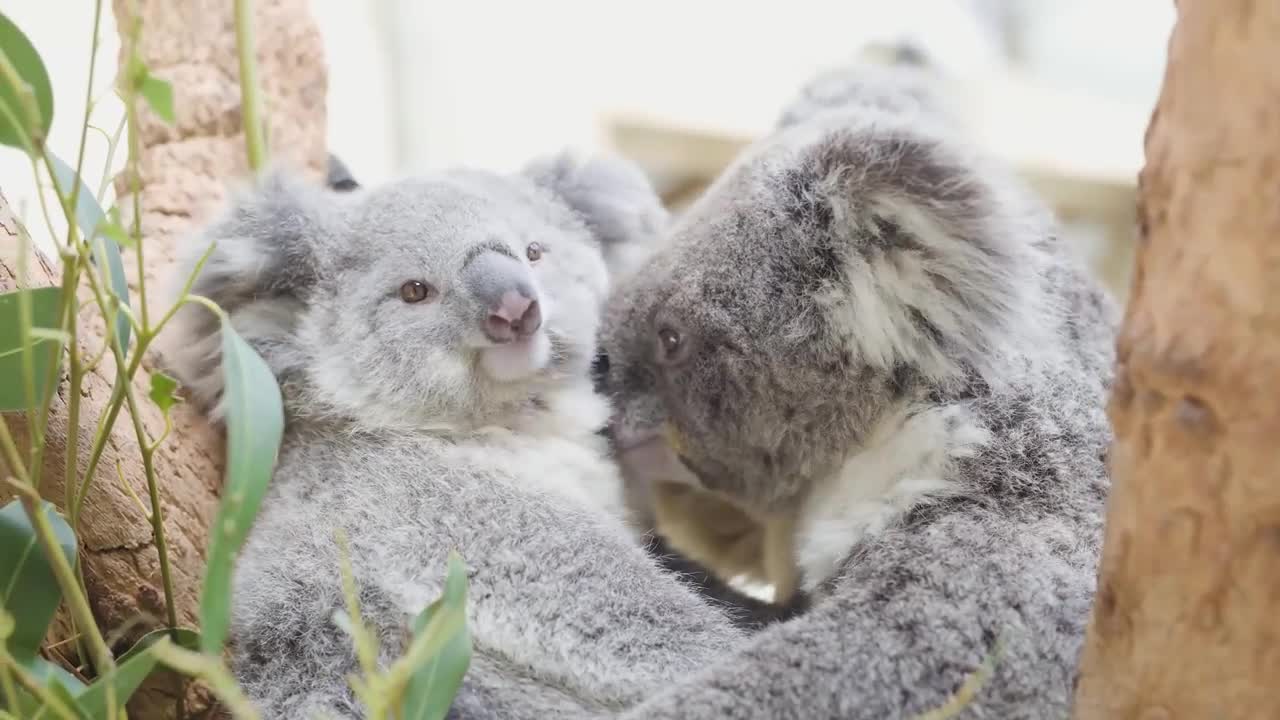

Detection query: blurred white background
xmin=3 ymin=0 xmax=1174 ymax=280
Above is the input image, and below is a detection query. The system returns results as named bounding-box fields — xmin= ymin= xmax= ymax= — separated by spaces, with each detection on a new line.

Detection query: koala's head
xmin=776 ymin=51 xmax=955 ymax=131
xmin=171 ymin=152 xmax=666 ymax=432
xmin=599 ymin=108 xmax=1056 ymax=514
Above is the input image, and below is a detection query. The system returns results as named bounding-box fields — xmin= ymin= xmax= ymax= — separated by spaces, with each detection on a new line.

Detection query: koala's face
xmin=599 ymin=112 xmax=1045 ymax=513
xmin=296 ymin=172 xmax=610 ymax=429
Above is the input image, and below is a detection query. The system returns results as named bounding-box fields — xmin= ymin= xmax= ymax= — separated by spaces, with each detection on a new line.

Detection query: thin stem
xmin=122 ymin=5 xmax=149 ymax=332
xmin=115 ymin=459 xmax=151 ymax=519
xmin=150 ymin=241 xmax=219 ymax=335
xmin=68 ymin=0 xmax=106 ymax=249
xmin=62 ymin=288 xmax=82 ymax=520
xmin=234 ymin=0 xmax=268 ymax=171
xmin=95 ymin=114 xmax=127 ymax=206
xmin=27 ymin=154 xmax=87 ymax=493
xmin=71 ymin=380 xmax=125 ymax=526
xmin=14 ymin=228 xmax=37 ymax=444
xmin=141 ymin=443 xmax=179 ymax=635
xmin=66 ymin=240 xmax=185 ymax=685
xmin=150 ymin=640 xmax=262 ymax=720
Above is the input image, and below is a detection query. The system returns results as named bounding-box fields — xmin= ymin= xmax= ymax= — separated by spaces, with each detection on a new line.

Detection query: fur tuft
xmin=166 ymin=167 xmax=332 ymax=422
xmin=523 ymin=150 xmax=669 ymax=280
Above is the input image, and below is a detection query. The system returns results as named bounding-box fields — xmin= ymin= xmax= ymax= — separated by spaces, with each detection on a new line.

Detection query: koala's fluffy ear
xmin=776 ymin=48 xmax=955 ymax=131
xmin=797 ymin=119 xmax=1053 ymax=389
xmin=522 ymin=151 xmax=669 ymax=280
xmin=185 ymin=169 xmax=328 ymax=312
xmin=167 ymin=168 xmax=331 ymax=419
xmin=326 ymin=153 xmax=360 ymax=192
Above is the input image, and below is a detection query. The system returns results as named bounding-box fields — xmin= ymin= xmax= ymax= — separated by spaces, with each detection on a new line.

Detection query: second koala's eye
xmin=655 ymin=327 xmax=684 ymax=365
xmin=399 ymin=280 xmax=437 ymax=304
xmin=525 ymin=242 xmax=545 ymax=262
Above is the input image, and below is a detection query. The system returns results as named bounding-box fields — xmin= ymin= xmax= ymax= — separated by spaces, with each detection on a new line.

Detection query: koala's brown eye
xmin=656 ymin=327 xmax=683 ymax=365
xmin=525 ymin=242 xmax=544 ymax=262
xmin=399 ymin=280 xmax=436 ymax=304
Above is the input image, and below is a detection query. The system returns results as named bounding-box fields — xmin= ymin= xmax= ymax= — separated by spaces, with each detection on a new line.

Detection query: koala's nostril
xmin=485 ymin=294 xmax=541 ymax=343
xmin=515 ymin=299 xmax=542 ymax=337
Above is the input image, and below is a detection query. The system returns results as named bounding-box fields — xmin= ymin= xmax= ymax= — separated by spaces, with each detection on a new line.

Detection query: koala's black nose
xmin=485 ymin=293 xmax=542 ymax=343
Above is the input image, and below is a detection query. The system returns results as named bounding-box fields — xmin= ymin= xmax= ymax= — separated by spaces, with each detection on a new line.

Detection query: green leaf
xmin=0 ymin=500 xmax=76 ymax=662
xmin=0 ymin=12 xmax=54 ymax=150
xmin=199 ymin=322 xmax=284 ymax=655
xmin=38 ymin=677 xmax=85 ymax=720
xmin=137 ymin=74 xmax=174 ymax=124
xmin=72 ymin=638 xmax=163 ymax=718
xmin=45 ymin=151 xmax=132 ymax=358
xmin=0 ymin=287 xmax=62 ymax=412
xmin=22 ymin=655 xmax=85 ymax=695
xmin=116 ymin=627 xmax=200 ymax=665
xmin=401 ymin=553 xmax=471 ymax=720
xmin=3 ymin=655 xmax=85 ymax=719
xmin=148 ymin=371 xmax=182 ymax=414
xmin=94 ymin=216 xmax=133 ymax=249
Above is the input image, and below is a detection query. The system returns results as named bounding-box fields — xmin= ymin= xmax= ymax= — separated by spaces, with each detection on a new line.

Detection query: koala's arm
xmin=621 ymin=505 xmax=1094 ymax=719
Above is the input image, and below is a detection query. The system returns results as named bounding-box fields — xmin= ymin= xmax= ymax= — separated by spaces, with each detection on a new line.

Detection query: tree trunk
xmin=1 ymin=2 xmax=327 ymax=717
xmin=1073 ymin=1 xmax=1280 ymax=717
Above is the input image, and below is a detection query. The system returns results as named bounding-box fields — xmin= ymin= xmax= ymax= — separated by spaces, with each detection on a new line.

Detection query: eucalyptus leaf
xmin=36 ymin=677 xmax=85 ymax=720
xmin=0 ymin=287 xmax=62 ymax=412
xmin=45 ymin=151 xmax=132 ymax=357
xmin=94 ymin=217 xmax=132 ymax=249
xmin=401 ymin=552 xmax=471 ymax=720
xmin=72 ymin=638 xmax=164 ymax=718
xmin=0 ymin=499 xmax=76 ymax=662
xmin=148 ymin=371 xmax=181 ymax=414
xmin=138 ymin=74 xmax=174 ymax=124
xmin=23 ymin=655 xmax=86 ymax=695
xmin=4 ymin=655 xmax=85 ymax=719
xmin=116 ymin=626 xmax=200 ymax=665
xmin=0 ymin=12 xmax=53 ymax=150
xmin=199 ymin=322 xmax=284 ymax=654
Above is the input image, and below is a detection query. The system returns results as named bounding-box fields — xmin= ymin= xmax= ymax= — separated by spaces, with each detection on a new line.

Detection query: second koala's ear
xmin=522 ymin=151 xmax=669 ymax=279
xmin=326 ymin=153 xmax=360 ymax=192
xmin=184 ymin=168 xmax=331 ymax=315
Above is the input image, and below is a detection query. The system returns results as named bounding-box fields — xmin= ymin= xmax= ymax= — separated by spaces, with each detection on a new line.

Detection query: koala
xmin=628 ymin=52 xmax=974 ymax=604
xmin=166 ymin=156 xmax=747 ymax=719
xmin=598 ymin=71 xmax=1119 ymax=717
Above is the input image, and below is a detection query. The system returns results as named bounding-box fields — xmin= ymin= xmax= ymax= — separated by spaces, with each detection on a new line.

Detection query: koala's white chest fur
xmin=474 ymin=385 xmax=630 ymax=525
xmin=795 ymin=403 xmax=991 ymax=592
xmin=483 ymin=432 xmax=628 ymax=523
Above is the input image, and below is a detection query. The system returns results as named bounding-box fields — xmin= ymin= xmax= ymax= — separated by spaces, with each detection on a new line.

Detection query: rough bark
xmin=1073 ymin=2 xmax=1280 ymax=718
xmin=1 ymin=2 xmax=326 ymax=717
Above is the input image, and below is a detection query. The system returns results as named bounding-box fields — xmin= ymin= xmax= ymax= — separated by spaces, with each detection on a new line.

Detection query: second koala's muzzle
xmin=462 ymin=251 xmax=543 ymax=343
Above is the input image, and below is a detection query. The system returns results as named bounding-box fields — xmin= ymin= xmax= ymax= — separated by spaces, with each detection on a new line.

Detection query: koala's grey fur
xmin=598 ymin=61 xmax=1118 ymax=718
xmin=777 ymin=48 xmax=956 ymax=131
xmin=167 ymin=156 xmax=745 ymax=719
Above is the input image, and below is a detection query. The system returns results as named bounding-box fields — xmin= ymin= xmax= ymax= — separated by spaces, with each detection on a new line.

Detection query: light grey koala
xmin=597 ymin=64 xmax=1119 ymax=717
xmin=166 ymin=155 xmax=745 ymax=719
